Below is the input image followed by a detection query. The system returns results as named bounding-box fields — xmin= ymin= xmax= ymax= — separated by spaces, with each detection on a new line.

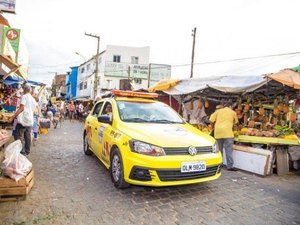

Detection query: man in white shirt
xmin=9 ymin=84 xmax=37 ymax=156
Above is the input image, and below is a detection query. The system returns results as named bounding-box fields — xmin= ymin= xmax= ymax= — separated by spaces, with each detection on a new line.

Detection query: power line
xmin=173 ymin=51 xmax=300 ymax=67
xmin=28 ymin=51 xmax=300 ymax=73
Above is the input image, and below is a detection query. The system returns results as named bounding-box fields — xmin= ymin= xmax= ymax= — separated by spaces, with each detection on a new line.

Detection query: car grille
xmin=156 ymin=165 xmax=220 ymax=181
xmin=163 ymin=146 xmax=213 ymax=155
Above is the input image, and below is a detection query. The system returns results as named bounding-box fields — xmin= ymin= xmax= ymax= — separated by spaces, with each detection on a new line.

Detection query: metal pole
xmin=190 ymin=27 xmax=196 ymax=78
xmin=85 ymin=32 xmax=100 ymax=99
xmin=147 ymin=63 xmax=151 ymax=88
xmin=128 ymin=66 xmax=131 ymax=90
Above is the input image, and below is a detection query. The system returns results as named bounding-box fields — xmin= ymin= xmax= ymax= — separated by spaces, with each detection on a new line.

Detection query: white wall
xmin=76 ymin=58 xmax=95 ymax=98
xmin=76 ymin=45 xmax=151 ymax=98
xmin=105 ymin=45 xmax=150 ymax=64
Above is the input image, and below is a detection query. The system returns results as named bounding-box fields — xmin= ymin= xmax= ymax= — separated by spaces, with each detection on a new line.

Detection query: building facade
xmin=66 ymin=66 xmax=78 ymax=100
xmin=76 ymin=45 xmax=171 ymax=100
xmin=52 ymin=73 xmax=67 ymax=98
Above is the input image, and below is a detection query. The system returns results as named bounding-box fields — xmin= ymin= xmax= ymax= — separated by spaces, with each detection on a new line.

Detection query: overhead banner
xmin=0 ymin=0 xmax=16 ymax=13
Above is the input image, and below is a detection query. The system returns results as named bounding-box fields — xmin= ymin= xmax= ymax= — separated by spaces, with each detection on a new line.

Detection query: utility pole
xmin=128 ymin=66 xmax=131 ymax=80
xmin=85 ymin=32 xmax=100 ymax=99
xmin=127 ymin=66 xmax=131 ymax=90
xmin=190 ymin=27 xmax=196 ymax=78
xmin=147 ymin=63 xmax=152 ymax=88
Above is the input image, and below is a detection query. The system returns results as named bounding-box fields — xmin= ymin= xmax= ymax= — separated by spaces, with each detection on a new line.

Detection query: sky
xmin=4 ymin=0 xmax=300 ymax=85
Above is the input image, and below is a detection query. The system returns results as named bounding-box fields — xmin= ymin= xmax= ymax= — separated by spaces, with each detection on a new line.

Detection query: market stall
xmin=149 ymin=72 xmax=300 ymax=176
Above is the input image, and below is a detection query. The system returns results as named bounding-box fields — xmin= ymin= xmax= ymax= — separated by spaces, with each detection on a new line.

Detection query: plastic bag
xmin=1 ymin=140 xmax=32 ymax=181
xmin=18 ymin=110 xmax=34 ymax=127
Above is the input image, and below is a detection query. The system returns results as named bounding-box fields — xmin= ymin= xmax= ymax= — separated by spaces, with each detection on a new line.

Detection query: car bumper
xmin=123 ymin=152 xmax=222 ymax=187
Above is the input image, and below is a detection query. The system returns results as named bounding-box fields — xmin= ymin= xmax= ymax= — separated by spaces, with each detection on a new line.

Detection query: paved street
xmin=0 ymin=120 xmax=299 ymax=225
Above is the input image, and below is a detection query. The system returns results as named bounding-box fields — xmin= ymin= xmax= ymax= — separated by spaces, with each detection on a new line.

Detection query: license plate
xmin=181 ymin=161 xmax=206 ymax=173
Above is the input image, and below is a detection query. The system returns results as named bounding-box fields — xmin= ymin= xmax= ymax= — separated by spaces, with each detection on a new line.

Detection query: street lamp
xmin=85 ymin=32 xmax=100 ymax=100
xmin=75 ymin=52 xmax=86 ymax=62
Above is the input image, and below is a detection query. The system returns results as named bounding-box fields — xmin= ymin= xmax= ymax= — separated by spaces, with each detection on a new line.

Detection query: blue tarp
xmin=162 ymin=75 xmax=267 ymax=96
xmin=2 ymin=76 xmax=45 ymax=86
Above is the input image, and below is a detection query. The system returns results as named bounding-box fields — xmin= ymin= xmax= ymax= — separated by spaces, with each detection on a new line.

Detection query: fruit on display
xmin=237 ymin=98 xmax=243 ymax=111
xmin=244 ymin=98 xmax=251 ymax=112
xmin=283 ymin=97 xmax=289 ymax=113
xmin=258 ymin=101 xmax=265 ymax=116
xmin=290 ymin=110 xmax=297 ymax=123
xmin=274 ymin=125 xmax=294 ymax=136
xmin=248 ymin=110 xmax=255 ymax=128
xmin=0 ymin=111 xmax=14 ymax=122
xmin=198 ymin=99 xmax=203 ymax=109
xmin=187 ymin=100 xmax=193 ymax=110
xmin=204 ymin=97 xmax=209 ymax=108
xmin=278 ymin=96 xmax=284 ymax=112
xmin=234 ymin=95 xmax=298 ymax=139
xmin=273 ymin=98 xmax=280 ymax=116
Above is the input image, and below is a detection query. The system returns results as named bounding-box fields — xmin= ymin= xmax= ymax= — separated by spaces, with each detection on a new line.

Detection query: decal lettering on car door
xmin=98 ymin=126 xmax=105 ymax=143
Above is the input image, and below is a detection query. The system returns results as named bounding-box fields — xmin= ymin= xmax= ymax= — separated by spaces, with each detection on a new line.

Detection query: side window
xmin=92 ymin=102 xmax=103 ymax=116
xmin=131 ymin=56 xmax=139 ymax=64
xmin=113 ymin=55 xmax=121 ymax=63
xmin=101 ymin=103 xmax=113 ymax=115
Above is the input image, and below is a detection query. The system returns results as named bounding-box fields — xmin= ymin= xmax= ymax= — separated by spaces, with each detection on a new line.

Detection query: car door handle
xmin=95 ymin=127 xmax=98 ymax=130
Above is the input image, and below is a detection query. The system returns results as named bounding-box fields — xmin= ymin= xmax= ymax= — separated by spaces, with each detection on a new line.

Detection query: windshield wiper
xmin=150 ymin=119 xmax=180 ymax=124
xmin=123 ymin=118 xmax=150 ymax=122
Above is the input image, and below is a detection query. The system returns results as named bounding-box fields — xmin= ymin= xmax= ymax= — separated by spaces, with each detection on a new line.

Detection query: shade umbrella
xmin=148 ymin=79 xmax=181 ymax=92
xmin=266 ymin=69 xmax=300 ymax=89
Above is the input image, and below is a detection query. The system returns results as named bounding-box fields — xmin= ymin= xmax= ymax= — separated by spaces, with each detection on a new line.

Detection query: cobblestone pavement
xmin=0 ymin=120 xmax=300 ymax=225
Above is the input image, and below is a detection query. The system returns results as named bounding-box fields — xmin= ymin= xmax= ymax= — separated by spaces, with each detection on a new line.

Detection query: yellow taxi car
xmin=83 ymin=90 xmax=222 ymax=189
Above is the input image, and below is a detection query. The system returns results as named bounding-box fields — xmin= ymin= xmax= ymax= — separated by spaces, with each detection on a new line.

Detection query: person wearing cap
xmin=9 ymin=84 xmax=37 ymax=156
xmin=209 ymin=101 xmax=238 ymax=171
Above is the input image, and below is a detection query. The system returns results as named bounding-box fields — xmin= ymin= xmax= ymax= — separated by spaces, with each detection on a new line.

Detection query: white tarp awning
xmin=162 ymin=76 xmax=267 ymax=96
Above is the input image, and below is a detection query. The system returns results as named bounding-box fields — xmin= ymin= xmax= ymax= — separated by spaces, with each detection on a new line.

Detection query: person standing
xmin=32 ymin=91 xmax=40 ymax=146
xmin=68 ymin=101 xmax=75 ymax=122
xmin=9 ymin=84 xmax=37 ymax=156
xmin=209 ymin=102 xmax=238 ymax=171
xmin=78 ymin=102 xmax=84 ymax=121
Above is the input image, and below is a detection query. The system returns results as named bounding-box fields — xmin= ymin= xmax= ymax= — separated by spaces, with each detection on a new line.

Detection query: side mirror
xmin=97 ymin=115 xmax=112 ymax=125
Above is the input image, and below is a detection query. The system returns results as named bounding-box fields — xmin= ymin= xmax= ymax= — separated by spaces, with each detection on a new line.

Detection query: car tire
xmin=83 ymin=132 xmax=93 ymax=155
xmin=110 ymin=148 xmax=130 ymax=189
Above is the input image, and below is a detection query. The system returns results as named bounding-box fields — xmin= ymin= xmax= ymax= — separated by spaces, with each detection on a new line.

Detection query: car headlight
xmin=212 ymin=142 xmax=219 ymax=153
xmin=129 ymin=140 xmax=165 ymax=156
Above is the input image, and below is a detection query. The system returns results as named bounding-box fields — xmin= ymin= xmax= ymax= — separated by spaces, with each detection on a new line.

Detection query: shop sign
xmin=3 ymin=26 xmax=20 ymax=61
xmin=104 ymin=62 xmax=149 ymax=79
xmin=149 ymin=63 xmax=171 ymax=81
xmin=0 ymin=0 xmax=16 ymax=13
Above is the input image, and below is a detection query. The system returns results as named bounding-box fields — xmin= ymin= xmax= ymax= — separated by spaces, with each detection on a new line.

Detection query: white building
xmin=76 ymin=45 xmax=171 ymax=100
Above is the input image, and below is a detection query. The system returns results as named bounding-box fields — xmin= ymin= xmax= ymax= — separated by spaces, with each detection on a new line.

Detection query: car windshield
xmin=117 ymin=100 xmax=184 ymax=124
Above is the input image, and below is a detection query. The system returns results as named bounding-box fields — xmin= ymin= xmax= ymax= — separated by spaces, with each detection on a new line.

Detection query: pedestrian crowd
xmin=8 ymin=84 xmax=92 ymax=157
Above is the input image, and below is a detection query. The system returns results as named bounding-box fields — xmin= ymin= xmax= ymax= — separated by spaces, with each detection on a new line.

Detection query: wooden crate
xmin=0 ymin=169 xmax=34 ymax=202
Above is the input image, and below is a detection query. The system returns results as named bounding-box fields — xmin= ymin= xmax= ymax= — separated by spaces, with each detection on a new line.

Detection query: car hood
xmin=118 ymin=123 xmax=214 ymax=147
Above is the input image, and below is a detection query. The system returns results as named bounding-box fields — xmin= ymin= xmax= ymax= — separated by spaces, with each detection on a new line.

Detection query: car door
xmin=88 ymin=101 xmax=103 ymax=157
xmin=97 ymin=102 xmax=114 ymax=166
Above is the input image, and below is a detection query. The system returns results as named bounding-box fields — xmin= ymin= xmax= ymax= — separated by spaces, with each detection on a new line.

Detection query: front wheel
xmin=110 ymin=148 xmax=130 ymax=189
xmin=83 ymin=133 xmax=93 ymax=155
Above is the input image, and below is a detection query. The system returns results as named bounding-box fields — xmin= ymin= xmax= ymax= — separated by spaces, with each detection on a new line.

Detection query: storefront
xmin=149 ymin=71 xmax=300 ymax=176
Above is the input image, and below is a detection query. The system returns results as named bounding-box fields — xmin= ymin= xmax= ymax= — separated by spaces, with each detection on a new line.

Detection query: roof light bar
xmin=111 ymin=90 xmax=158 ymax=99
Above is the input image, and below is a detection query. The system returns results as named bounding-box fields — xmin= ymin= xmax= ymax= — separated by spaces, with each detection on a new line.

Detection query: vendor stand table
xmin=0 ymin=121 xmax=13 ymax=130
xmin=234 ymin=135 xmax=300 ymax=176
